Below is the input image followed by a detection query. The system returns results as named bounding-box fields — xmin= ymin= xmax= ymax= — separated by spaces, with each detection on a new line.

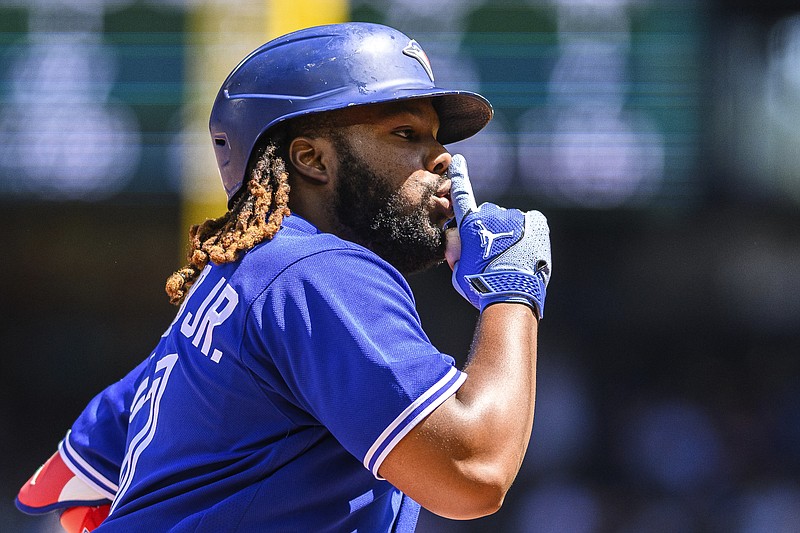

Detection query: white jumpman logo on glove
xmin=476 ymin=221 xmax=515 ymax=259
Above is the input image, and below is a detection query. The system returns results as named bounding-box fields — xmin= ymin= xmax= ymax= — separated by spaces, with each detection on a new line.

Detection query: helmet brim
xmin=262 ymin=88 xmax=494 ymax=146
xmin=428 ymin=91 xmax=494 ymax=145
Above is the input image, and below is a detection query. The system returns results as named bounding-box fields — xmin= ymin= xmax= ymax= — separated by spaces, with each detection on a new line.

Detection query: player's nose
xmin=429 ymin=148 xmax=452 ymax=177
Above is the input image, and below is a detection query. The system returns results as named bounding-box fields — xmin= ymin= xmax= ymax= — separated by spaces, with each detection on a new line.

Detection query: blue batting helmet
xmin=209 ymin=22 xmax=493 ymax=202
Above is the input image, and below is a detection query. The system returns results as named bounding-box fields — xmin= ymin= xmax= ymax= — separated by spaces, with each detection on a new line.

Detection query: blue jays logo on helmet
xmin=402 ymin=40 xmax=434 ymax=82
xmin=209 ymin=22 xmax=493 ymax=203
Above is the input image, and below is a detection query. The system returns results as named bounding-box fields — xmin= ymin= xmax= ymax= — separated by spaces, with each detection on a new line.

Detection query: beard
xmin=331 ymin=138 xmax=447 ymax=275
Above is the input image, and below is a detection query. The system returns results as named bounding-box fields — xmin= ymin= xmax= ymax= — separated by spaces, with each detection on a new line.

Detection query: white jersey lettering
xmin=179 ymin=270 xmax=239 ymax=363
xmin=112 ymin=353 xmax=179 ymax=514
xmin=191 ymin=284 xmax=238 ymax=363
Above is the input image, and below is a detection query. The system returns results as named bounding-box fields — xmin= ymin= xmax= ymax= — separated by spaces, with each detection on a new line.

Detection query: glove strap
xmin=466 ymin=270 xmax=547 ymax=318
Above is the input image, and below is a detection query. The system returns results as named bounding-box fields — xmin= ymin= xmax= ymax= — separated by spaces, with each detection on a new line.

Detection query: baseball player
xmin=15 ymin=22 xmax=551 ymax=532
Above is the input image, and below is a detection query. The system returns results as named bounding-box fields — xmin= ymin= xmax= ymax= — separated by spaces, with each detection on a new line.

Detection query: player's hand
xmin=448 ymin=154 xmax=551 ymax=317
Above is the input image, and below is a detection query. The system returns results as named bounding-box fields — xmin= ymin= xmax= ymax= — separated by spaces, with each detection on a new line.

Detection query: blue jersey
xmin=59 ymin=215 xmax=466 ymax=532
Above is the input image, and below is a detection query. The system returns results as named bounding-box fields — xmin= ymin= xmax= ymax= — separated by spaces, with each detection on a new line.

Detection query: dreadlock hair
xmin=165 ymin=140 xmax=291 ymax=305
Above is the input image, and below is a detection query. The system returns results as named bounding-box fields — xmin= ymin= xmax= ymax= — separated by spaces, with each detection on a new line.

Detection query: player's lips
xmin=432 ymin=179 xmax=453 ymax=225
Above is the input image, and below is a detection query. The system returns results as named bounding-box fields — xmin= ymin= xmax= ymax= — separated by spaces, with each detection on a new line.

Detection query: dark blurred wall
xmin=0 ymin=202 xmax=180 ymax=502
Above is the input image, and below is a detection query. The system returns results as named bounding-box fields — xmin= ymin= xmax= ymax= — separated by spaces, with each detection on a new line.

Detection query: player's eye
xmin=394 ymin=128 xmax=415 ymax=139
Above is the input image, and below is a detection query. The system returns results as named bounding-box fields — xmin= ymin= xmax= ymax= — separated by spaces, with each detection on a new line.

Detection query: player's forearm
xmin=454 ymin=301 xmax=538 ymax=485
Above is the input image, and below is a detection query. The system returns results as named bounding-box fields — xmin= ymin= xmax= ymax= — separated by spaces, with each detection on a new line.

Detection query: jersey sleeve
xmin=58 ymin=357 xmax=151 ymax=500
xmin=244 ymin=248 xmax=466 ymax=478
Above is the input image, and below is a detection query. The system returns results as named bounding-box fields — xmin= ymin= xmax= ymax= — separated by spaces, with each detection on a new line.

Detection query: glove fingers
xmin=448 ymin=154 xmax=478 ymax=226
xmin=525 ymin=210 xmax=552 ymax=285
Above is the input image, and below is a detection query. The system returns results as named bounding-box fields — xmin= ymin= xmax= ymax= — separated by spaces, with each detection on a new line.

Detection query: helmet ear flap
xmin=213 ymin=133 xmax=230 ymax=165
xmin=226 ymin=132 xmax=269 ymax=210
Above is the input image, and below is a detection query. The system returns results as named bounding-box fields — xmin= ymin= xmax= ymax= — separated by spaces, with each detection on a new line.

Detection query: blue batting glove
xmin=449 ymin=154 xmax=552 ymax=317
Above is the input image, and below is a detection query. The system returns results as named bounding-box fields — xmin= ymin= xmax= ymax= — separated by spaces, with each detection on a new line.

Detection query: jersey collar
xmin=281 ymin=214 xmax=321 ymax=235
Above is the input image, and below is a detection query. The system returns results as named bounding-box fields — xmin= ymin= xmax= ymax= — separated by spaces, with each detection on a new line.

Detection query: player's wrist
xmin=470 ymin=270 xmax=546 ymax=318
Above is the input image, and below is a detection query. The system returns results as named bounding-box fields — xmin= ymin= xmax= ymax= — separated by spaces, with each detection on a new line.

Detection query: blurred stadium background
xmin=2 ymin=0 xmax=800 ymax=531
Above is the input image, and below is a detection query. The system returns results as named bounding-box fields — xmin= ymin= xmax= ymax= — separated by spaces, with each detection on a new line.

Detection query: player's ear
xmin=289 ymin=136 xmax=333 ymax=185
